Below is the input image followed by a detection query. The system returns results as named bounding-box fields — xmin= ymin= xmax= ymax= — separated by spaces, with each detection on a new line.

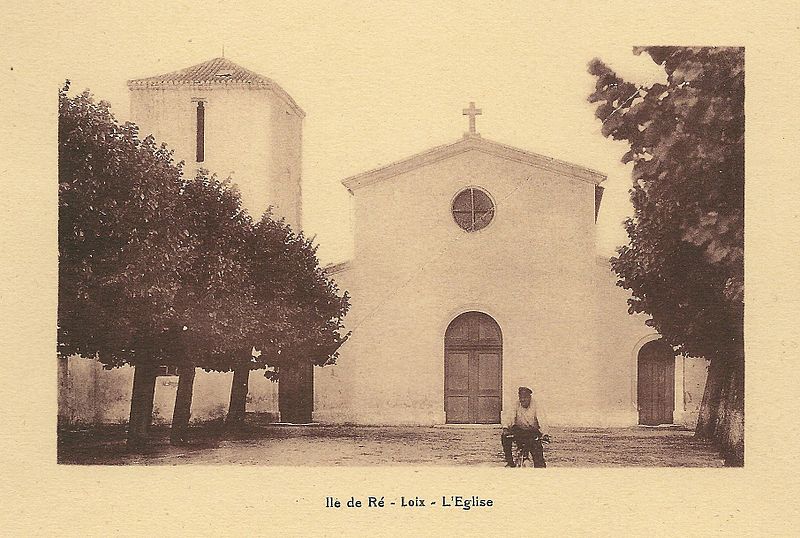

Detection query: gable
xmin=341 ymin=136 xmax=606 ymax=193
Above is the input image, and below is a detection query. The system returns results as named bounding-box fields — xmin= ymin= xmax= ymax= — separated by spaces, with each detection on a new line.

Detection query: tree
xmin=59 ymin=83 xmax=349 ymax=446
xmin=253 ymin=217 xmax=351 ymax=423
xmin=58 ymin=83 xmax=189 ymax=447
xmin=587 ymin=47 xmax=744 ymax=465
xmin=167 ymin=172 xmax=255 ymax=444
xmin=223 ymin=214 xmax=350 ymax=429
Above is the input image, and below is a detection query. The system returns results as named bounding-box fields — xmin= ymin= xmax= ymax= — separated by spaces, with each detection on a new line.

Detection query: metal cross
xmin=462 ymin=101 xmax=482 ymax=135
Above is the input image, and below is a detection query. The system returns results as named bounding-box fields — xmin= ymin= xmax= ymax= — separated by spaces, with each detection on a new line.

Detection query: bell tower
xmin=127 ymin=57 xmax=304 ymax=228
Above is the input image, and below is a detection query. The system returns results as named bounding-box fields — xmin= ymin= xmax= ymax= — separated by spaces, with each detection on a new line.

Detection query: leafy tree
xmin=588 ymin=47 xmax=744 ymax=465
xmin=166 ymin=172 xmax=255 ymax=444
xmin=257 ymin=217 xmax=351 ymax=423
xmin=58 ymin=83 xmax=189 ymax=447
xmin=60 ymin=83 xmax=350 ymax=447
xmin=223 ymin=215 xmax=351 ymax=429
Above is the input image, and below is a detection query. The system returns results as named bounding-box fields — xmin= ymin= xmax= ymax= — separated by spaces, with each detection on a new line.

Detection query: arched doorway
xmin=444 ymin=311 xmax=502 ymax=424
xmin=637 ymin=339 xmax=675 ymax=425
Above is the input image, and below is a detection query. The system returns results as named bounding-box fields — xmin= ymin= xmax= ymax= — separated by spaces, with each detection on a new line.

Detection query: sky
xmin=11 ymin=2 xmax=671 ymax=264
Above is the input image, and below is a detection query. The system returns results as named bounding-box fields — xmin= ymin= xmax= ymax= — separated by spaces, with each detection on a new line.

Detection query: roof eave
xmin=323 ymin=260 xmax=353 ymax=275
xmin=126 ymin=80 xmax=306 ymax=118
xmin=341 ymin=136 xmax=606 ymax=192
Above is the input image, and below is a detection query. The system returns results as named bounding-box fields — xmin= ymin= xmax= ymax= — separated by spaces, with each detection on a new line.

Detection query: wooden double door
xmin=637 ymin=339 xmax=676 ymax=426
xmin=444 ymin=312 xmax=502 ymax=424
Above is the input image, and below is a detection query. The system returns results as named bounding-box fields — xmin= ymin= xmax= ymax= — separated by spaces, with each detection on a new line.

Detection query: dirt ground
xmin=58 ymin=420 xmax=724 ymax=466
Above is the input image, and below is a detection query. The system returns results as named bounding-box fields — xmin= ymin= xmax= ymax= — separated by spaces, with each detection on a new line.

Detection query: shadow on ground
xmin=58 ymin=416 xmax=724 ymax=467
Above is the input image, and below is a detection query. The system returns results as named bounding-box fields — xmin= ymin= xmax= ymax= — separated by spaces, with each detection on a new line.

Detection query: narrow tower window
xmin=196 ymin=101 xmax=205 ymax=162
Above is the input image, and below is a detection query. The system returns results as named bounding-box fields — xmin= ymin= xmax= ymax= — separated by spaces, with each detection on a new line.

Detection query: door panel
xmin=476 ymin=396 xmax=501 ymax=423
xmin=446 ymin=352 xmax=470 ymax=391
xmin=638 ymin=340 xmax=675 ymax=425
xmin=445 ymin=312 xmax=503 ymax=424
xmin=478 ymin=353 xmax=501 ymax=391
xmin=658 ymin=358 xmax=675 ymax=424
xmin=445 ymin=396 xmax=470 ymax=424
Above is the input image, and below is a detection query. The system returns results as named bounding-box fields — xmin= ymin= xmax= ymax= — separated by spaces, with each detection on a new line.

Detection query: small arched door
xmin=637 ymin=339 xmax=676 ymax=425
xmin=444 ymin=312 xmax=502 ymax=424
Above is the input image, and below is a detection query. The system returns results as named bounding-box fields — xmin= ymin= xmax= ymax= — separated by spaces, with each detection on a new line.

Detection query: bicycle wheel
xmin=513 ymin=446 xmax=527 ymax=467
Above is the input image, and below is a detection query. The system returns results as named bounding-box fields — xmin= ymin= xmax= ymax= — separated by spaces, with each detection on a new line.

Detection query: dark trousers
xmin=502 ymin=428 xmax=546 ymax=468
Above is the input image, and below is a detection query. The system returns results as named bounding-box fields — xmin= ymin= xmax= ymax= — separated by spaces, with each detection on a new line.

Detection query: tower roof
xmin=127 ymin=57 xmax=304 ymax=116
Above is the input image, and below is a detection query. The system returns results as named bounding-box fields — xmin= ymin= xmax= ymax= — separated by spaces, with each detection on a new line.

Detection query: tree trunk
xmin=694 ymin=353 xmax=744 ymax=466
xmin=717 ymin=353 xmax=745 ymax=466
xmin=226 ymin=363 xmax=250 ymax=429
xmin=170 ymin=365 xmax=196 ymax=445
xmin=127 ymin=363 xmax=159 ymax=449
xmin=695 ymin=357 xmax=725 ymax=439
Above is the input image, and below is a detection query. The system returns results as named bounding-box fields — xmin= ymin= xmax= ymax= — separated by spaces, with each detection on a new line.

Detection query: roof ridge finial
xmin=222 ymin=43 xmax=225 ymax=58
xmin=462 ymin=101 xmax=482 ymax=138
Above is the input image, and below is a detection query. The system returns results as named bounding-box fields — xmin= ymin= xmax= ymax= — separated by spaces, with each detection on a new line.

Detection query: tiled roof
xmin=127 ymin=57 xmax=304 ymax=116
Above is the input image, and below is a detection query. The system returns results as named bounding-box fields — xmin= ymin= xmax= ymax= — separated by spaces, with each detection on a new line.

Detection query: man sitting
xmin=501 ymin=386 xmax=547 ymax=468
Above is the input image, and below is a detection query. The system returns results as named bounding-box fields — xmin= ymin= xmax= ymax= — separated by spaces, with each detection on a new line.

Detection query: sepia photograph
xmin=4 ymin=1 xmax=798 ymax=535
xmin=56 ymin=41 xmax=742 ymax=468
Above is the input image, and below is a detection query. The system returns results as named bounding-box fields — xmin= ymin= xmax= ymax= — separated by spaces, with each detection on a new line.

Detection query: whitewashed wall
xmin=58 ymin=357 xmax=279 ymax=425
xmin=317 ymin=149 xmax=601 ymax=424
xmin=129 ymin=85 xmax=303 ymax=227
xmin=315 ymin=148 xmax=708 ymax=427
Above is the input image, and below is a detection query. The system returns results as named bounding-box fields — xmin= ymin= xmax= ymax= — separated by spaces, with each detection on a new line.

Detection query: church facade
xmin=58 ymin=58 xmax=708 ymax=429
xmin=314 ymin=130 xmax=708 ymax=427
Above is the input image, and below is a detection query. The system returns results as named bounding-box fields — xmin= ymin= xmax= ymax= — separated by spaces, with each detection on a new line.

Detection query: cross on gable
xmin=462 ymin=101 xmax=482 ymax=136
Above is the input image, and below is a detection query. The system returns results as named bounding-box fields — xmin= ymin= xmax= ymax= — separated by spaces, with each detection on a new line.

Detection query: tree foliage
xmin=58 ymin=82 xmax=188 ymax=367
xmin=247 ymin=215 xmax=351 ymax=377
xmin=195 ymin=209 xmax=352 ymax=377
xmin=588 ymin=47 xmax=744 ymax=362
xmin=59 ymin=82 xmax=350 ymax=389
xmin=169 ymin=171 xmax=257 ymax=372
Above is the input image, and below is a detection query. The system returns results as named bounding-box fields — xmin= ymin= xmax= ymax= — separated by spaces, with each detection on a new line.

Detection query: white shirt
xmin=508 ymin=399 xmax=542 ymax=430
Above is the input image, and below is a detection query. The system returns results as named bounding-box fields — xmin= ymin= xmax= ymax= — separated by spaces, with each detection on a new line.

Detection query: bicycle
xmin=509 ymin=431 xmax=551 ymax=468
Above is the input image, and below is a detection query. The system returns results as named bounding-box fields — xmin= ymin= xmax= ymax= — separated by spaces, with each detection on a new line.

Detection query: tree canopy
xmin=248 ymin=215 xmax=350 ymax=376
xmin=588 ymin=47 xmax=745 ymax=465
xmin=588 ymin=47 xmax=744 ymax=362
xmin=59 ymin=83 xmax=350 ymax=372
xmin=168 ymin=171 xmax=257 ymax=372
xmin=195 ymin=210 xmax=351 ymax=377
xmin=58 ymin=82 xmax=188 ymax=367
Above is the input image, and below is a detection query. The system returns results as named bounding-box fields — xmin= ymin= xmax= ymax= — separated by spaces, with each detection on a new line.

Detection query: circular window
xmin=452 ymin=187 xmax=495 ymax=232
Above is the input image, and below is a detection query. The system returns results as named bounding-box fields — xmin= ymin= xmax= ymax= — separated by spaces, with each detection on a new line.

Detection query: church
xmin=58 ymin=58 xmax=709 ymax=429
